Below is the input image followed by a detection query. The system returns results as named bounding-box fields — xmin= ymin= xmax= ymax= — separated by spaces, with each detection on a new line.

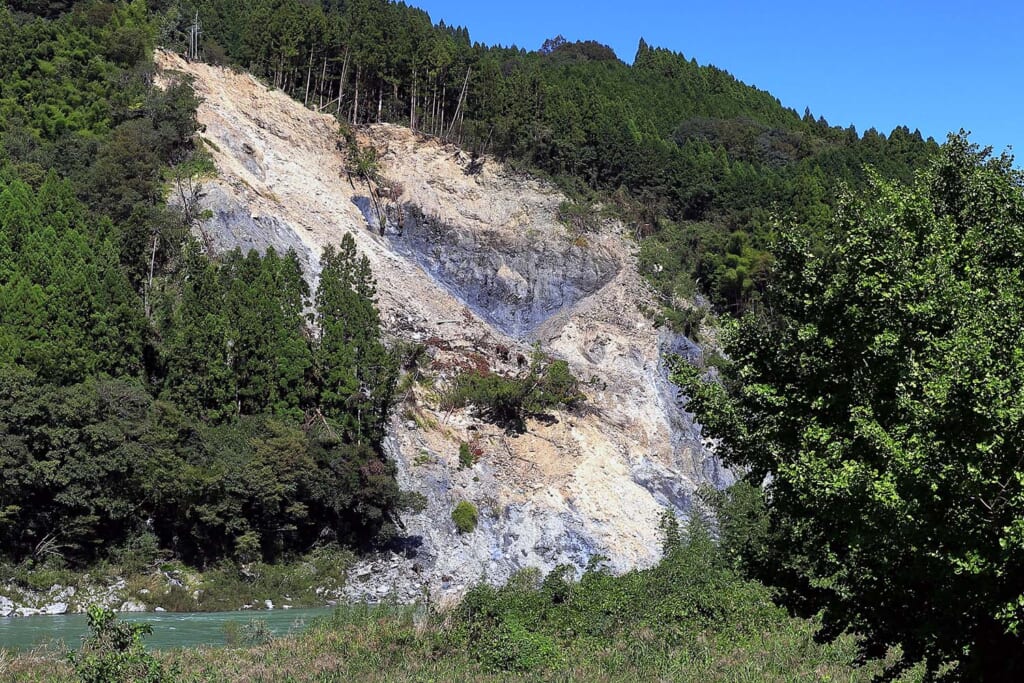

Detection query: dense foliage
xmin=0 ymin=2 xmax=410 ymax=570
xmin=676 ymin=136 xmax=1024 ymax=679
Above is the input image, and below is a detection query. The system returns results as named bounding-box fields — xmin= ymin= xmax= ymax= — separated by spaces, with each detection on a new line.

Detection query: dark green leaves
xmin=681 ymin=134 xmax=1024 ymax=677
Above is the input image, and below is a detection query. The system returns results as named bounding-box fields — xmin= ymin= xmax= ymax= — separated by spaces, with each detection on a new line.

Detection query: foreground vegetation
xmin=1 ymin=517 xmax=923 ymax=682
xmin=677 ymin=137 xmax=1024 ymax=677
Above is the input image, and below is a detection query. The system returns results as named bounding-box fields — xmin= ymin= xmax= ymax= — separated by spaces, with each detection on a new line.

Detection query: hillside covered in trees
xmin=0 ymin=0 xmax=417 ymax=570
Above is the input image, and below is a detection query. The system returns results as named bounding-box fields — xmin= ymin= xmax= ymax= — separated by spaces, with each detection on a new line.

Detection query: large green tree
xmin=677 ymin=134 xmax=1024 ymax=678
xmin=314 ymin=233 xmax=396 ymax=444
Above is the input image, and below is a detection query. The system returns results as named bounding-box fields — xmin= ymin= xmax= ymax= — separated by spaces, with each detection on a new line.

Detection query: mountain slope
xmin=157 ymin=50 xmax=727 ymax=599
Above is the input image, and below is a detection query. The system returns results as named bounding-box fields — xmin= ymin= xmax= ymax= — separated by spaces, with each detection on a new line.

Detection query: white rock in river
xmin=42 ymin=602 xmax=68 ymax=615
xmin=264 ymin=599 xmax=274 ymax=609
xmin=118 ymin=601 xmax=146 ymax=612
xmin=0 ymin=596 xmax=13 ymax=617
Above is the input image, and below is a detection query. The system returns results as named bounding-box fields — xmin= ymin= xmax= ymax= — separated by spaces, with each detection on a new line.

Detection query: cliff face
xmin=156 ymin=51 xmax=729 ymax=602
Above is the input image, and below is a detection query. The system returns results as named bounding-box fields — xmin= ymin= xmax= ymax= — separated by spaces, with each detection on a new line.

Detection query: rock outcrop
xmin=155 ymin=51 xmax=729 ymax=602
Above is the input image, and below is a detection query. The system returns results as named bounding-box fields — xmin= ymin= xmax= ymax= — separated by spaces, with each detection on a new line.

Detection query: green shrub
xmin=221 ymin=620 xmax=241 ymax=647
xmin=458 ymin=442 xmax=474 ymax=469
xmin=68 ymin=605 xmax=170 ymax=683
xmin=108 ymin=532 xmax=164 ymax=576
xmin=480 ymin=619 xmax=560 ymax=672
xmin=452 ymin=501 xmax=479 ymax=534
xmin=443 ymin=346 xmax=584 ymax=432
xmin=241 ymin=618 xmax=274 ymax=645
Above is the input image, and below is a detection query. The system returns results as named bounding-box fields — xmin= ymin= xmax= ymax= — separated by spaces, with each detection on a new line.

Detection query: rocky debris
xmin=191 ymin=185 xmax=317 ymax=278
xmin=0 ymin=577 xmax=141 ymax=617
xmin=155 ymin=50 xmax=727 ymax=603
xmin=118 ymin=600 xmax=147 ymax=613
xmin=0 ymin=583 xmax=97 ymax=618
xmin=341 ymin=552 xmax=426 ymax=604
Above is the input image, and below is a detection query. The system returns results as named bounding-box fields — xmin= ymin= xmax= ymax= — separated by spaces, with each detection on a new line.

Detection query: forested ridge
xmin=166 ymin=0 xmax=938 ymax=314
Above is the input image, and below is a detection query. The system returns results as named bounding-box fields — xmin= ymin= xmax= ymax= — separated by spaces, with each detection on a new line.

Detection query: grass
xmin=1 ymin=604 xmax=920 ymax=683
xmin=1 ymin=523 xmax=927 ymax=682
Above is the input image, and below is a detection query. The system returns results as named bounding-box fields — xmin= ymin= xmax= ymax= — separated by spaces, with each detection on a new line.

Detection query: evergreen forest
xmin=0 ymin=0 xmax=416 ymax=571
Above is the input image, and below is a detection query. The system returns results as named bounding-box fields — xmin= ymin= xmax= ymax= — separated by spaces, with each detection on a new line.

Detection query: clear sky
xmin=413 ymin=0 xmax=1023 ymax=158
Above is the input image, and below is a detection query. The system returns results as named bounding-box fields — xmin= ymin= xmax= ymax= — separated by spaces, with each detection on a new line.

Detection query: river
xmin=0 ymin=607 xmax=333 ymax=652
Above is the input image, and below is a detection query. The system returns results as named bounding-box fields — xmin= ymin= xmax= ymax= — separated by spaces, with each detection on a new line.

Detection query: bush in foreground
xmin=68 ymin=606 xmax=170 ymax=683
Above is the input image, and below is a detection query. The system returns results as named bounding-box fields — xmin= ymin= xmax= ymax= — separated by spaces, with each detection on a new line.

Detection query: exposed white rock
xmin=0 ymin=596 xmax=13 ymax=617
xmin=118 ymin=601 xmax=146 ymax=613
xmin=42 ymin=602 xmax=68 ymax=615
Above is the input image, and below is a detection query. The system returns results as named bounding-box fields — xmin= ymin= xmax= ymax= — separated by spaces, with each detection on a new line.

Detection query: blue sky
xmin=413 ymin=0 xmax=1023 ymax=158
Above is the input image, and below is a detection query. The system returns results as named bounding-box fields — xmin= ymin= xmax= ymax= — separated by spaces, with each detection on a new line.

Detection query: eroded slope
xmin=156 ymin=51 xmax=727 ymax=600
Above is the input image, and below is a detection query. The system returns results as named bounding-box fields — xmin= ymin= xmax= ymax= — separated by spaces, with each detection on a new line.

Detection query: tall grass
xmin=2 ymin=522 xmax=925 ymax=682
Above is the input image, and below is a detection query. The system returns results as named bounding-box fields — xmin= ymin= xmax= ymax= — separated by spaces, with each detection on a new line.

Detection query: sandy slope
xmin=156 ymin=51 xmax=727 ymax=600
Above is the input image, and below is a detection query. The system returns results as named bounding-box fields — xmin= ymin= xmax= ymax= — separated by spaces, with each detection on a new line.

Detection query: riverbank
xmin=0 ymin=547 xmax=355 ymax=618
xmin=1 ymin=534 xmax=928 ymax=682
xmin=1 ymin=602 xmax=917 ymax=683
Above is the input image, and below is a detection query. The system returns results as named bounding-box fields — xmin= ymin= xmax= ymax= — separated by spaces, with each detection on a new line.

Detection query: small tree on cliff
xmin=676 ymin=133 xmax=1024 ymax=679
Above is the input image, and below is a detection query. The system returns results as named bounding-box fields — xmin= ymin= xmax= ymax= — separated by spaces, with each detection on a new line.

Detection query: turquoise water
xmin=0 ymin=607 xmax=333 ymax=652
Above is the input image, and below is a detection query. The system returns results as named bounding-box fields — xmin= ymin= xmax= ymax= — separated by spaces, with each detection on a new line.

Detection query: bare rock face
xmin=384 ymin=207 xmax=620 ymax=338
xmin=199 ymin=185 xmax=314 ymax=267
xmin=155 ymin=51 xmax=728 ymax=602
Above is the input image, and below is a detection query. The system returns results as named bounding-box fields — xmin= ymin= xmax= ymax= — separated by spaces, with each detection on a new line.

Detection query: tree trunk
xmin=410 ymin=69 xmax=417 ymax=131
xmin=352 ymin=66 xmax=360 ymax=124
xmin=318 ymin=56 xmax=328 ymax=109
xmin=337 ymin=48 xmax=350 ymax=116
xmin=440 ymin=85 xmax=446 ymax=138
xmin=377 ymin=84 xmax=383 ymax=123
xmin=447 ymin=67 xmax=470 ymax=140
xmin=430 ymin=82 xmax=437 ymax=135
xmin=144 ymin=231 xmax=159 ymax=320
xmin=304 ymin=47 xmax=314 ymax=106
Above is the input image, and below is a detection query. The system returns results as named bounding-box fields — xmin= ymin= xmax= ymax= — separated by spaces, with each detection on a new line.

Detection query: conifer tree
xmin=314 ymin=233 xmax=395 ymax=443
